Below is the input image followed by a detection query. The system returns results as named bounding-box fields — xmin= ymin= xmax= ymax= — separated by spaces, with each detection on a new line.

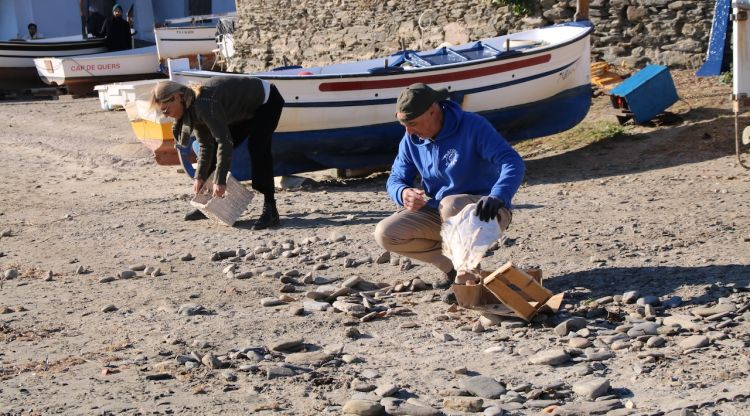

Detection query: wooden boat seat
xmin=421 ymin=47 xmax=469 ymax=66
xmin=382 ymin=39 xmax=543 ymax=71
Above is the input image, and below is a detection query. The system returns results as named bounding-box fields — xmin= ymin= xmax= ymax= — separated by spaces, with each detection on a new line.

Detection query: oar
xmin=79 ymin=0 xmax=90 ymax=39
xmin=128 ymin=4 xmax=135 ymax=48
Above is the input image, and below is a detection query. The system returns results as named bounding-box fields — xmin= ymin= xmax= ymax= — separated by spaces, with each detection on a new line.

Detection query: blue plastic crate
xmin=610 ymin=65 xmax=678 ymax=124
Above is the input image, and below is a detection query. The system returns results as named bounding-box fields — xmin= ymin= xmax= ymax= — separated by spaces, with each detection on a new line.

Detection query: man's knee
xmin=373 ymin=219 xmax=393 ymax=249
xmin=439 ymin=194 xmax=473 ymax=220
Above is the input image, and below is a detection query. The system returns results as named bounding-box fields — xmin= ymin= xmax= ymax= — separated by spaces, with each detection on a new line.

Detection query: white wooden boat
xmin=34 ymin=45 xmax=164 ymax=96
xmin=153 ymin=13 xmax=236 ymax=70
xmin=92 ymin=78 xmax=180 ymax=165
xmin=167 ymin=21 xmax=593 ymax=179
xmin=0 ymin=35 xmax=106 ymax=90
xmin=215 ymin=17 xmax=236 ymax=63
xmin=94 ymin=78 xmax=164 ymax=110
xmin=154 ymin=26 xmax=218 ymax=60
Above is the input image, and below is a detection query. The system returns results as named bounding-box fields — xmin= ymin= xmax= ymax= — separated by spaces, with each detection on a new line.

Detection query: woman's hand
xmin=212 ymin=184 xmax=226 ymax=198
xmin=193 ymin=179 xmax=205 ymax=196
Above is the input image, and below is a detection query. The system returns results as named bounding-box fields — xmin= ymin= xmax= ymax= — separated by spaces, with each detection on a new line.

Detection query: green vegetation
xmin=718 ymin=70 xmax=732 ymax=86
xmin=514 ymin=121 xmax=630 ymax=159
xmin=490 ymin=0 xmax=536 ymax=16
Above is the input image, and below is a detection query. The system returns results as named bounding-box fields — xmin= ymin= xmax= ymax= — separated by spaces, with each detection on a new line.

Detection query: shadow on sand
xmin=546 ymin=264 xmax=750 ymax=305
xmin=234 ymin=209 xmax=389 ymax=230
xmin=525 ymin=106 xmax=739 ymax=185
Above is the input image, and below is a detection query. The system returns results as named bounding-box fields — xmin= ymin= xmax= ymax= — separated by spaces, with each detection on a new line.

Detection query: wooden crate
xmin=452 ymin=262 xmax=555 ymax=321
xmin=190 ymin=173 xmax=253 ymax=226
xmin=483 ymin=262 xmax=553 ymax=321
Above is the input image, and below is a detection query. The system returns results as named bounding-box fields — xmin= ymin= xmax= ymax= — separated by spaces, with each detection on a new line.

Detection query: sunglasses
xmin=157 ymin=95 xmax=177 ymax=105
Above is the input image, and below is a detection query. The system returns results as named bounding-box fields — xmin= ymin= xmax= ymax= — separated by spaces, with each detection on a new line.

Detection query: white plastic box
xmin=190 ymin=173 xmax=253 ymax=226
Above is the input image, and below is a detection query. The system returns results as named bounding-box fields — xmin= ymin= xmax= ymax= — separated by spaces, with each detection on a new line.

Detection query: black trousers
xmin=227 ymin=84 xmax=284 ymax=199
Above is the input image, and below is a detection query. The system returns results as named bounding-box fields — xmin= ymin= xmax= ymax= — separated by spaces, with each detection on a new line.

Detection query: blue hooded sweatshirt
xmin=386 ymin=100 xmax=525 ymax=209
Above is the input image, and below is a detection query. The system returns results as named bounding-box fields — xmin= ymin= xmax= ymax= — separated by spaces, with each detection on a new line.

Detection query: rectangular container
xmin=190 ymin=173 xmax=253 ymax=226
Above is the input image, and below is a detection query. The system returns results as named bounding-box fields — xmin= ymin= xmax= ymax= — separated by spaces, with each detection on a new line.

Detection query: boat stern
xmin=33 ymin=57 xmax=65 ymax=86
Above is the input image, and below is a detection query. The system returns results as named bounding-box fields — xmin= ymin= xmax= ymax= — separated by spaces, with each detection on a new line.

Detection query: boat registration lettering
xmin=71 ymin=63 xmax=121 ymax=72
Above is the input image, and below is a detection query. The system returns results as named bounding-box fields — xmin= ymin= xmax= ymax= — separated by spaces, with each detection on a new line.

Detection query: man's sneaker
xmin=431 ymin=268 xmax=456 ymax=290
xmin=440 ymin=288 xmax=457 ymax=305
xmin=432 ymin=274 xmax=452 ymax=290
xmin=184 ymin=208 xmax=207 ymax=221
xmin=253 ymin=202 xmax=280 ymax=230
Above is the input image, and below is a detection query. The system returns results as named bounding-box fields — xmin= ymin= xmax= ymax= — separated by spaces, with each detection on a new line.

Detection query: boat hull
xmin=0 ymin=36 xmax=107 ymax=90
xmin=130 ymin=119 xmax=180 ymax=165
xmin=34 ymin=46 xmax=163 ymax=96
xmin=167 ymin=21 xmax=593 ymax=179
xmin=154 ymin=26 xmax=218 ymax=59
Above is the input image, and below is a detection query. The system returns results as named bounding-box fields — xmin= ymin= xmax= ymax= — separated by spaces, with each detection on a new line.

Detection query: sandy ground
xmin=1 ymin=71 xmax=749 ymax=416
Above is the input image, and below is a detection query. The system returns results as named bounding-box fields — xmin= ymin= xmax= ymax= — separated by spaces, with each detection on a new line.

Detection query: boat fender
xmin=496 ymin=50 xmax=523 ymax=58
xmin=367 ymin=66 xmax=405 ymax=75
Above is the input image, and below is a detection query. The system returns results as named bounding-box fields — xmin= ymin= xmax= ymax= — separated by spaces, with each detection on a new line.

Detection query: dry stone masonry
xmin=233 ymin=0 xmax=715 ymax=72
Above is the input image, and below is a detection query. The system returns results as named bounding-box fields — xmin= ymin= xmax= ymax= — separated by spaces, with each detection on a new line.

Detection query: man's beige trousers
xmin=374 ymin=194 xmax=511 ymax=273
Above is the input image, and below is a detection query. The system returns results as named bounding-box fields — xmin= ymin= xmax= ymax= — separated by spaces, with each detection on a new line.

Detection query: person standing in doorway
xmin=101 ymin=3 xmax=132 ymax=51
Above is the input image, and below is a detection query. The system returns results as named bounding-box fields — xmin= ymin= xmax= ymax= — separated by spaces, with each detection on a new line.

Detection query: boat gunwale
xmin=173 ymin=21 xmax=593 ymax=82
xmin=154 ymin=26 xmax=220 ymax=32
xmin=33 ymin=45 xmax=159 ymax=66
xmin=0 ymin=39 xmax=106 ymax=51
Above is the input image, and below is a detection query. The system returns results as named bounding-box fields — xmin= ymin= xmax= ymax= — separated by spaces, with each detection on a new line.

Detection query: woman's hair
xmin=150 ymin=80 xmax=201 ymax=114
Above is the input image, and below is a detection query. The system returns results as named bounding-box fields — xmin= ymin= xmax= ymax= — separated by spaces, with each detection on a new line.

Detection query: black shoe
xmin=253 ymin=202 xmax=280 ymax=230
xmin=184 ymin=208 xmax=208 ymax=221
xmin=432 ymin=268 xmax=456 ymax=290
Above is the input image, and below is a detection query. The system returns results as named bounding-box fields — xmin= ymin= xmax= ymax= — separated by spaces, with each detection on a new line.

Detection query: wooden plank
xmin=484 ymin=279 xmax=536 ymax=320
xmin=499 ymin=269 xmax=553 ymax=302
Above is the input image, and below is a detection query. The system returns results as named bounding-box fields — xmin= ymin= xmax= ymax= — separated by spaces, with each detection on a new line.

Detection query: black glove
xmin=475 ymin=196 xmax=504 ymax=222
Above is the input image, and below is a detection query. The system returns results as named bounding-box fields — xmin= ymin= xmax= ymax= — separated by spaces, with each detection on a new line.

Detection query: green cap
xmin=396 ymin=83 xmax=449 ymax=121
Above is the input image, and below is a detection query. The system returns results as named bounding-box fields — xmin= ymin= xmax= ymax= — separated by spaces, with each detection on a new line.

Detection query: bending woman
xmin=152 ymin=77 xmax=284 ymax=229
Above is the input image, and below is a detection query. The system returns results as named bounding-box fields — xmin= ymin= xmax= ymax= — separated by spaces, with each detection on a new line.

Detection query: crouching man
xmin=374 ymin=83 xmax=525 ymax=290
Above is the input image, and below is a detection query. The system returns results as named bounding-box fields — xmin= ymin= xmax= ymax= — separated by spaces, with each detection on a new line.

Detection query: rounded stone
xmin=341 ymin=399 xmax=383 ymax=415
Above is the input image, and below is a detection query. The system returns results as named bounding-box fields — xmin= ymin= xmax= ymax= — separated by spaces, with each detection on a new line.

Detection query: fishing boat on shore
xmin=215 ymin=16 xmax=236 ymax=66
xmin=154 ymin=13 xmax=235 ymax=70
xmin=167 ymin=20 xmax=593 ymax=180
xmin=33 ymin=45 xmax=164 ymax=96
xmin=0 ymin=35 xmax=106 ymax=90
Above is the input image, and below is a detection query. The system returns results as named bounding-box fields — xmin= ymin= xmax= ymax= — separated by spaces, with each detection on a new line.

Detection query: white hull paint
xmin=154 ymin=26 xmax=218 ymax=59
xmin=0 ymin=35 xmax=107 ymax=69
xmin=34 ymin=46 xmax=160 ymax=85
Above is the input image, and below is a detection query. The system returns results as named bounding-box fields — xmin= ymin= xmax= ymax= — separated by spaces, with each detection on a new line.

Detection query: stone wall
xmin=231 ymin=0 xmax=715 ymax=73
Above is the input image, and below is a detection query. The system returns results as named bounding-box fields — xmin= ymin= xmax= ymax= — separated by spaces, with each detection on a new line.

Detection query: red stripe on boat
xmin=318 ymin=54 xmax=551 ymax=92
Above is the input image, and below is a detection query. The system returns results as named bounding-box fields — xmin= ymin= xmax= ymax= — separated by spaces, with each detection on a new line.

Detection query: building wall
xmin=231 ymin=0 xmax=714 ymax=73
xmin=0 ymin=0 xmax=82 ymax=40
xmin=1 ymin=0 xmax=236 ymax=43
